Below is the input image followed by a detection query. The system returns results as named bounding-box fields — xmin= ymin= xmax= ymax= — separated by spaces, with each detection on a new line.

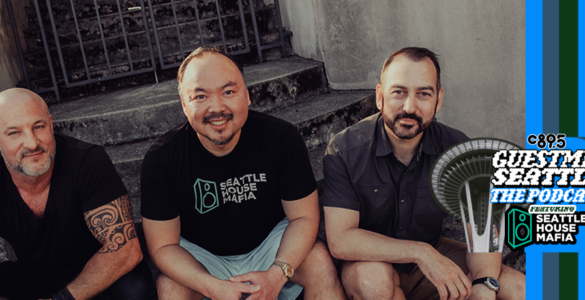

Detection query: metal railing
xmin=43 ymin=0 xmax=157 ymax=88
xmin=147 ymin=0 xmax=287 ymax=69
xmin=5 ymin=0 xmax=288 ymax=101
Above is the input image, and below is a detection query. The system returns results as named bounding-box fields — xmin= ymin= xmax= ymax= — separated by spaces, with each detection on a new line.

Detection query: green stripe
xmin=559 ymin=0 xmax=578 ymax=136
xmin=559 ymin=253 xmax=578 ymax=300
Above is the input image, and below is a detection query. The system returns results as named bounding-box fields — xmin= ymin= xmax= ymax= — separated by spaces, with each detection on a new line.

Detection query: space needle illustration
xmin=430 ymin=138 xmax=523 ymax=252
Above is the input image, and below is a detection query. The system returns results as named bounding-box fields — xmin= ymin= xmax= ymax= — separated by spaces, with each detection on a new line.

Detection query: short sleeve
xmin=278 ymin=125 xmax=317 ymax=201
xmin=77 ymin=147 xmax=127 ymax=212
xmin=140 ymin=149 xmax=180 ymax=220
xmin=321 ymin=140 xmax=361 ymax=211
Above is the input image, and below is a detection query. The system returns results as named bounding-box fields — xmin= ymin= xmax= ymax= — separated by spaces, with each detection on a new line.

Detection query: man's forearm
xmin=329 ymin=226 xmax=432 ymax=265
xmin=466 ymin=252 xmax=502 ymax=280
xmin=66 ymin=239 xmax=142 ymax=300
xmin=70 ymin=196 xmax=142 ymax=299
xmin=325 ymin=207 xmax=436 ymax=265
xmin=273 ymin=215 xmax=319 ymax=270
xmin=330 ymin=225 xmax=473 ymax=299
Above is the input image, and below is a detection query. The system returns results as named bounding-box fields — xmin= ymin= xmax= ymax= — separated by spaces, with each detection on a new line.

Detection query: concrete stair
xmin=48 ymin=55 xmax=377 ymax=221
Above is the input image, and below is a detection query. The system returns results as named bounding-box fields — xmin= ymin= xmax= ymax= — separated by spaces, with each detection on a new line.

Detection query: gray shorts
xmin=179 ymin=218 xmax=303 ymax=300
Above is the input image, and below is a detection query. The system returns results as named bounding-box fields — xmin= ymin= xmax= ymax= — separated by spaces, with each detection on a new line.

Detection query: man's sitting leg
xmin=157 ymin=238 xmax=345 ymax=300
xmin=0 ymin=259 xmax=156 ymax=300
xmin=341 ymin=261 xmax=404 ymax=300
xmin=0 ymin=261 xmax=65 ymax=300
xmin=397 ymin=238 xmax=525 ymax=300
xmin=94 ymin=260 xmax=156 ymax=300
xmin=157 ymin=271 xmax=205 ymax=300
xmin=156 ymin=219 xmax=348 ymax=300
xmin=290 ymin=240 xmax=347 ymax=299
xmin=433 ymin=238 xmax=525 ymax=300
xmin=157 ymin=219 xmax=302 ymax=300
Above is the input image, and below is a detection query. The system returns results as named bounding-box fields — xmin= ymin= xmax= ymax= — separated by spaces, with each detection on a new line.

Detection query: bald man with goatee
xmin=0 ymin=88 xmax=154 ymax=300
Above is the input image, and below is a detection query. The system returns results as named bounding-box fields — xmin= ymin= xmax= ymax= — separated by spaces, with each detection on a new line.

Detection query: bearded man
xmin=0 ymin=88 xmax=154 ymax=300
xmin=322 ymin=47 xmax=526 ymax=300
xmin=140 ymin=47 xmax=345 ymax=300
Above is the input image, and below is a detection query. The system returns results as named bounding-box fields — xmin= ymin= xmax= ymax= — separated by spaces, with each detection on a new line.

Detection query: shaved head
xmin=0 ymin=88 xmax=50 ymax=117
xmin=0 ymin=88 xmax=55 ymax=177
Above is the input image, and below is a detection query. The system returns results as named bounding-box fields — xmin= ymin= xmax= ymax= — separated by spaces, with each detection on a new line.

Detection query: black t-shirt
xmin=141 ymin=110 xmax=316 ymax=256
xmin=0 ymin=134 xmax=127 ymax=280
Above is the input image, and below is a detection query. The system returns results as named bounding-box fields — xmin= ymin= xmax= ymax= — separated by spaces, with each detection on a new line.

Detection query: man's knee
xmin=156 ymin=272 xmax=177 ymax=294
xmin=156 ymin=272 xmax=204 ymax=300
xmin=341 ymin=261 xmax=401 ymax=299
xmin=497 ymin=265 xmax=525 ymax=300
xmin=293 ymin=240 xmax=338 ymax=284
xmin=106 ymin=261 xmax=155 ymax=300
xmin=302 ymin=240 xmax=336 ymax=269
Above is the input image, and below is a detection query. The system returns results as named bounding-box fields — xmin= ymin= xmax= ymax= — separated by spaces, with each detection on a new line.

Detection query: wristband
xmin=272 ymin=260 xmax=294 ymax=280
xmin=51 ymin=287 xmax=75 ymax=300
xmin=472 ymin=277 xmax=500 ymax=295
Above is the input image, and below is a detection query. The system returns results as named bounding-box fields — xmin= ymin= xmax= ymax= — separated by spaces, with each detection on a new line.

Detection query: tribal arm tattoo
xmin=84 ymin=195 xmax=137 ymax=254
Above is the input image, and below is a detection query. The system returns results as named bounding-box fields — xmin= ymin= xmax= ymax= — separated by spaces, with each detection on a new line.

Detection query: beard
xmin=385 ymin=111 xmax=433 ymax=140
xmin=201 ymin=112 xmax=235 ymax=145
xmin=0 ymin=141 xmax=56 ymax=176
xmin=201 ymin=132 xmax=237 ymax=146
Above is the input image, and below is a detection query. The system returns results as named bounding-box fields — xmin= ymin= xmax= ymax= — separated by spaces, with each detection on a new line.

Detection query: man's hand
xmin=417 ymin=244 xmax=472 ymax=300
xmin=467 ymin=284 xmax=497 ymax=300
xmin=229 ymin=266 xmax=288 ymax=300
xmin=205 ymin=280 xmax=261 ymax=300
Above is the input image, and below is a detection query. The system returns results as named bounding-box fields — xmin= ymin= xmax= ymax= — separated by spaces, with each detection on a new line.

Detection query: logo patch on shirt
xmin=193 ymin=179 xmax=219 ymax=214
xmin=220 ymin=173 xmax=266 ymax=204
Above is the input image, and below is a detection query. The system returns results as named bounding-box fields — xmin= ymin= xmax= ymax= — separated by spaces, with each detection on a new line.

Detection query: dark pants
xmin=0 ymin=259 xmax=155 ymax=300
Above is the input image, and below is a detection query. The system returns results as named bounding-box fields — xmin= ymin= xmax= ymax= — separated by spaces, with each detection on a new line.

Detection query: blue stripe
xmin=525 ymin=1 xmax=543 ymax=297
xmin=543 ymin=252 xmax=560 ymax=300
xmin=578 ymin=3 xmax=585 ymax=137
xmin=526 ymin=0 xmax=544 ymax=144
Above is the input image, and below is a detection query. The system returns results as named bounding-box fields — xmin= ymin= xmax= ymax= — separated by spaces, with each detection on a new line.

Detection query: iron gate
xmin=5 ymin=0 xmax=288 ymax=101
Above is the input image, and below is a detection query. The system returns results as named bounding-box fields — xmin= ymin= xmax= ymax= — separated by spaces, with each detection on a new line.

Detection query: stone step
xmin=50 ymin=56 xmax=327 ymax=145
xmin=271 ymin=90 xmax=376 ymax=151
xmin=105 ymin=89 xmax=375 ymax=208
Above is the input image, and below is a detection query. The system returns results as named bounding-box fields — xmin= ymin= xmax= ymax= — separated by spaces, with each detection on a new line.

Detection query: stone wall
xmin=280 ymin=0 xmax=525 ymax=147
xmin=0 ymin=1 xmax=25 ymax=262
xmin=0 ymin=0 xmax=28 ymax=91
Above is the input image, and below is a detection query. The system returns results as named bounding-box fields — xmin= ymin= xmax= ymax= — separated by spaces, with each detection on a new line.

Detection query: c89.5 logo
xmin=527 ymin=133 xmax=566 ymax=149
